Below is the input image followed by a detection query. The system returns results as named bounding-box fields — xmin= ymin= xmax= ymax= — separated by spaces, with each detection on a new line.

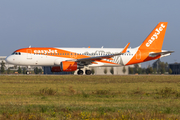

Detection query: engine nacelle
xmin=51 ymin=66 xmax=61 ymax=72
xmin=60 ymin=61 xmax=77 ymax=72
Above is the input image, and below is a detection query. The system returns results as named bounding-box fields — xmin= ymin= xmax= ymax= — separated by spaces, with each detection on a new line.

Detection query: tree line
xmin=92 ymin=61 xmax=172 ymax=75
xmin=129 ymin=62 xmax=172 ymax=74
xmin=0 ymin=61 xmax=43 ymax=74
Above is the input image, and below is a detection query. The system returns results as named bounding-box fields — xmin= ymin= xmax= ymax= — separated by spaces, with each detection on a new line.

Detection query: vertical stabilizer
xmin=139 ymin=22 xmax=168 ymax=51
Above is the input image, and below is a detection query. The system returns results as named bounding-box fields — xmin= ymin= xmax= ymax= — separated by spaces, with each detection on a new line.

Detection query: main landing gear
xmin=85 ymin=70 xmax=92 ymax=75
xmin=77 ymin=70 xmax=83 ymax=75
xmin=77 ymin=69 xmax=92 ymax=75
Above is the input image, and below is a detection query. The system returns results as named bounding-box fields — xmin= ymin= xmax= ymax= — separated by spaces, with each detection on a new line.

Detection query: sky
xmin=0 ymin=0 xmax=180 ymax=67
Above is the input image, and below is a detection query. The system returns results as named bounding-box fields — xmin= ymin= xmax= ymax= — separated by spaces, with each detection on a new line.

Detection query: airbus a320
xmin=6 ymin=22 xmax=174 ymax=75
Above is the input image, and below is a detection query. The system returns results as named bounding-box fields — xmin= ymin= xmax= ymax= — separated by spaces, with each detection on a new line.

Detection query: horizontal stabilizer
xmin=149 ymin=51 xmax=174 ymax=57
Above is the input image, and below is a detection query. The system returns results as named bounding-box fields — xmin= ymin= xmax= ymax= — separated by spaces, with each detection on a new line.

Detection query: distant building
xmin=169 ymin=63 xmax=180 ymax=74
xmin=88 ymin=66 xmax=129 ymax=75
xmin=152 ymin=59 xmax=161 ymax=70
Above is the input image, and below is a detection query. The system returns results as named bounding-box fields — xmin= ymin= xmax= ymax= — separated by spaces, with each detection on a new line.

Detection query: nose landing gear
xmin=26 ymin=71 xmax=30 ymax=75
xmin=26 ymin=66 xmax=31 ymax=75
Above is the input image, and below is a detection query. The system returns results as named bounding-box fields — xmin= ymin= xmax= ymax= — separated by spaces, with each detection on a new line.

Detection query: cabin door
xmin=27 ymin=49 xmax=32 ymax=59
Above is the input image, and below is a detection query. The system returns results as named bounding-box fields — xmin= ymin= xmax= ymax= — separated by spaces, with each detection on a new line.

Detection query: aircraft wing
xmin=76 ymin=43 xmax=130 ymax=64
xmin=149 ymin=51 xmax=174 ymax=57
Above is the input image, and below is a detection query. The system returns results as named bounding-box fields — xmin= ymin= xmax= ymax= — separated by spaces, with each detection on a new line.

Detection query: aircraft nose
xmin=5 ymin=56 xmax=13 ymax=64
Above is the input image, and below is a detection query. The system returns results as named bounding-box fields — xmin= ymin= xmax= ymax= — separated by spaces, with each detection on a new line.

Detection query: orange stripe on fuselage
xmin=15 ymin=48 xmax=118 ymax=65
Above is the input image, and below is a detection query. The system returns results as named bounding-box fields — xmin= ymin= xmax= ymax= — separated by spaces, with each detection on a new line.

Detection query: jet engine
xmin=60 ymin=61 xmax=77 ymax=72
xmin=51 ymin=61 xmax=78 ymax=72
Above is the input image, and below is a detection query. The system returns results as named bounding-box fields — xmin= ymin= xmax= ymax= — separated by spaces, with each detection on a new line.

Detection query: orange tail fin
xmin=139 ymin=22 xmax=168 ymax=51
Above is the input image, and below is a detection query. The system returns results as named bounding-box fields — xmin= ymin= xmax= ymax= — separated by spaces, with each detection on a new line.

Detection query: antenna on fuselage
xmin=29 ymin=45 xmax=31 ymax=48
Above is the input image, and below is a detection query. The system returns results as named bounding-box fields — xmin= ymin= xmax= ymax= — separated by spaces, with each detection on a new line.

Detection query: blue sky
xmin=0 ymin=1 xmax=179 ymax=67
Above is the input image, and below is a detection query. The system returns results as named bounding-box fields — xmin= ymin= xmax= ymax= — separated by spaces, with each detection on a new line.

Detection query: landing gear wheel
xmin=85 ymin=70 xmax=92 ymax=75
xmin=26 ymin=71 xmax=30 ymax=75
xmin=77 ymin=70 xmax=83 ymax=75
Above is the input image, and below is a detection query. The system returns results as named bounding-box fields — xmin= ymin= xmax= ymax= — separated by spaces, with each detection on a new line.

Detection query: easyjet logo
xmin=146 ymin=23 xmax=166 ymax=47
xmin=34 ymin=49 xmax=58 ymax=54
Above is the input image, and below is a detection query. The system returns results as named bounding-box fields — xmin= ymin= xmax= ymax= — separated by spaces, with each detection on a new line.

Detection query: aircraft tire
xmin=85 ymin=70 xmax=92 ymax=75
xmin=77 ymin=70 xmax=83 ymax=75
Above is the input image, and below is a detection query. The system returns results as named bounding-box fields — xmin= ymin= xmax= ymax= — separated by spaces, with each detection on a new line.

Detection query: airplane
xmin=5 ymin=22 xmax=174 ymax=75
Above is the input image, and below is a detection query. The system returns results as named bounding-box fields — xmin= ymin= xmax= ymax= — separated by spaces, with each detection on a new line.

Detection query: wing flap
xmin=77 ymin=43 xmax=130 ymax=62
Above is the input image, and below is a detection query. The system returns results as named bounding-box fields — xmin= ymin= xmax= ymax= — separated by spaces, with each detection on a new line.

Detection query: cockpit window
xmin=11 ymin=52 xmax=21 ymax=55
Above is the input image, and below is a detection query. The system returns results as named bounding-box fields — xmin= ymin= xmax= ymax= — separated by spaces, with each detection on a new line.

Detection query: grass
xmin=0 ymin=75 xmax=180 ymax=119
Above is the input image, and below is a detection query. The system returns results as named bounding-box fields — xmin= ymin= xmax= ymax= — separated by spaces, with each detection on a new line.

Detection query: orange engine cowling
xmin=60 ymin=61 xmax=77 ymax=72
xmin=51 ymin=66 xmax=61 ymax=72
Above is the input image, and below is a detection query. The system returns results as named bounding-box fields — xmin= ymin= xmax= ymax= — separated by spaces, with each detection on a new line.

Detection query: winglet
xmin=121 ymin=43 xmax=130 ymax=53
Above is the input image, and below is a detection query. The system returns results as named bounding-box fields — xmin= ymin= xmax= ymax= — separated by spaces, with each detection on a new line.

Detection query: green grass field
xmin=0 ymin=75 xmax=180 ymax=120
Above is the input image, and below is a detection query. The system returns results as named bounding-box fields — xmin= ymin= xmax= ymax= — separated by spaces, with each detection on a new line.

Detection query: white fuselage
xmin=6 ymin=47 xmax=138 ymax=67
